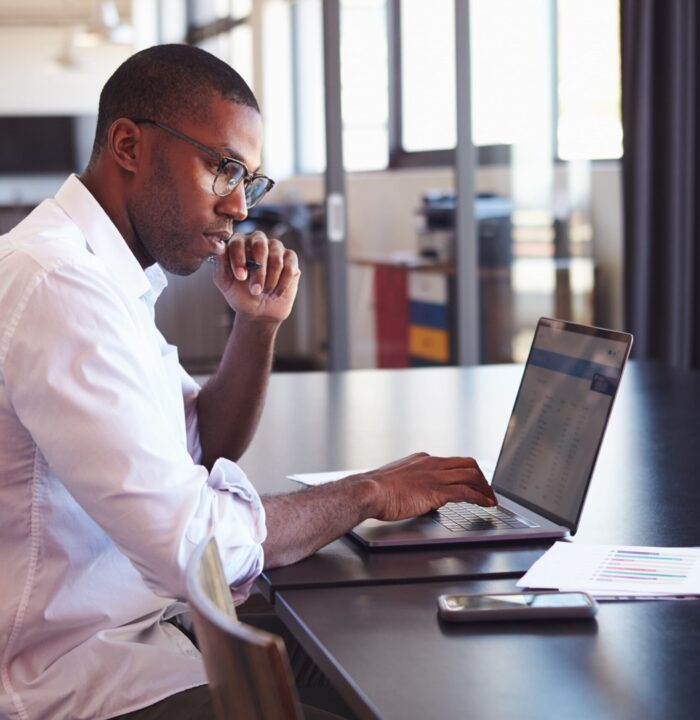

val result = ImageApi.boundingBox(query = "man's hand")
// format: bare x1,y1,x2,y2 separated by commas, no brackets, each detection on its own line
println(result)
213,230,300,324
198,230,299,466
356,452,497,521
262,452,497,568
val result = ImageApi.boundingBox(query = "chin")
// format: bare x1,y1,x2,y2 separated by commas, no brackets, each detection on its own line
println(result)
158,255,204,277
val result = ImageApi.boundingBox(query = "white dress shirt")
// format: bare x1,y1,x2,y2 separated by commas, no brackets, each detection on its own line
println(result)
0,175,267,720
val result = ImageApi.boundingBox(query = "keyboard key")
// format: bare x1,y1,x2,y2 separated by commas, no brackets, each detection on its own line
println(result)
433,500,539,532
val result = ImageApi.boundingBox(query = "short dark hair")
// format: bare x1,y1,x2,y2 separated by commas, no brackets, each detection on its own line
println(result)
90,44,259,160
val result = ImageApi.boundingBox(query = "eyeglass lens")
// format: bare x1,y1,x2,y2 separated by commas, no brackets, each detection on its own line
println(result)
213,161,271,207
244,177,272,207
213,161,246,196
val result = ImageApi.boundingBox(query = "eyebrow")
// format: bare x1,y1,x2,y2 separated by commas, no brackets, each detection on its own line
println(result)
219,146,261,174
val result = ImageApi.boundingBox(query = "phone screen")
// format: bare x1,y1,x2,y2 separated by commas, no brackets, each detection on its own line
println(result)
443,593,591,611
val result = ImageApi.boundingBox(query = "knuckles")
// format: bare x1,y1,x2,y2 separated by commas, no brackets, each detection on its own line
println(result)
266,254,284,270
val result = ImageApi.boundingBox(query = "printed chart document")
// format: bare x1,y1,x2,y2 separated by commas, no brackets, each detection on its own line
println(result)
518,542,700,599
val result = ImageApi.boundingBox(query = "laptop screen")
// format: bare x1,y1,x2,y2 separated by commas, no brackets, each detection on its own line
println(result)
492,318,632,531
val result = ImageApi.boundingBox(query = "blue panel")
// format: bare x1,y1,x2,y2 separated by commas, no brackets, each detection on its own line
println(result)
409,301,448,329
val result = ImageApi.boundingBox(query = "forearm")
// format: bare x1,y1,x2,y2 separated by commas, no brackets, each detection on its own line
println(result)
261,475,379,568
196,315,279,468
260,453,497,569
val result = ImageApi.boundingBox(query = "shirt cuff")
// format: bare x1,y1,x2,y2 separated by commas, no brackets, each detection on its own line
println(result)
183,459,267,604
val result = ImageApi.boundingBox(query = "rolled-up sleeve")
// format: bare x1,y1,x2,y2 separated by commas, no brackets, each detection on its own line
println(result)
3,261,266,602
184,458,266,603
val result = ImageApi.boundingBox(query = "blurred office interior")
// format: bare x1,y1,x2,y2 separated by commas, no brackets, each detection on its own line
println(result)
0,0,625,374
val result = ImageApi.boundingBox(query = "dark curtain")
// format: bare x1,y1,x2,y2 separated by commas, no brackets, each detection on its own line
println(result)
621,0,700,369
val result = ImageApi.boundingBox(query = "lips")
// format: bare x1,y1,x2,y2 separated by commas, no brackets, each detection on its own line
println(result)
202,231,231,255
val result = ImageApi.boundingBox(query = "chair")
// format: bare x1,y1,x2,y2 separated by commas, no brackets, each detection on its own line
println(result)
186,537,304,720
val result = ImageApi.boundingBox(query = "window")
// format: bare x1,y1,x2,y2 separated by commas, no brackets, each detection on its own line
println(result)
293,0,326,174
283,0,403,173
557,0,622,160
392,0,622,167
187,0,254,86
262,0,295,179
399,0,456,152
340,0,389,171
189,0,252,25
276,0,622,175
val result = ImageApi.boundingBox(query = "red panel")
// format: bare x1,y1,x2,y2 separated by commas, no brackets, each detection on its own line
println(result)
374,267,409,368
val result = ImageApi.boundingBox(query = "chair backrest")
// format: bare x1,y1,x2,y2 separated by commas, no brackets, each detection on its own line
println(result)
186,537,304,720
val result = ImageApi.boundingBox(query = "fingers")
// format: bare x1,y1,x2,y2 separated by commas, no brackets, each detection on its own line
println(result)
226,231,299,297
437,467,497,506
367,453,498,520
248,231,272,295
268,249,300,299
428,457,496,504
226,232,251,281
370,453,485,483
435,481,495,507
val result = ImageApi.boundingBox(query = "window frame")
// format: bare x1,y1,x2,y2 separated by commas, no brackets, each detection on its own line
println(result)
185,0,251,45
386,0,455,168
386,0,620,170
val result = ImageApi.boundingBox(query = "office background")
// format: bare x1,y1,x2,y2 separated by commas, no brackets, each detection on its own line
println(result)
0,0,696,372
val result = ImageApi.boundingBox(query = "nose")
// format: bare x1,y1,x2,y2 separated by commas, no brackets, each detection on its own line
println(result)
215,182,248,222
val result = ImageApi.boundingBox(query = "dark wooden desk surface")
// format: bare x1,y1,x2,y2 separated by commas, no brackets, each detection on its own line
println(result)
238,362,700,601
277,579,700,720
239,364,548,600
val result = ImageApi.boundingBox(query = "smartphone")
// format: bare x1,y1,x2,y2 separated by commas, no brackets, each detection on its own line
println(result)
437,591,598,622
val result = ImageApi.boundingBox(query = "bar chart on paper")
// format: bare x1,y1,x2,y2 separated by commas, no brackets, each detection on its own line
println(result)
518,543,700,598
591,548,697,590
592,548,697,587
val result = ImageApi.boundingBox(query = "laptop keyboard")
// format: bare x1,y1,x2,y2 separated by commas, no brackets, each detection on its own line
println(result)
432,502,538,532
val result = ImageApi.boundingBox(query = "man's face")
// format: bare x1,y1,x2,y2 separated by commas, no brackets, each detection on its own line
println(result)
130,96,264,275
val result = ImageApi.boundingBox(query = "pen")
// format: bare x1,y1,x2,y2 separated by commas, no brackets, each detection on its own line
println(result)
206,257,263,270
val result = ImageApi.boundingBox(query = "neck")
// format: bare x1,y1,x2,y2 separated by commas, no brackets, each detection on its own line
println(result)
80,164,154,269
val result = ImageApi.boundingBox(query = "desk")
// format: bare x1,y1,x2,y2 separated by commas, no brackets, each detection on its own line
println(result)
277,579,700,720
239,364,524,495
239,362,700,719
239,364,548,602
239,362,700,602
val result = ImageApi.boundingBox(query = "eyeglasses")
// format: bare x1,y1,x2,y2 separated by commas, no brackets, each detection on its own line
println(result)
132,118,275,208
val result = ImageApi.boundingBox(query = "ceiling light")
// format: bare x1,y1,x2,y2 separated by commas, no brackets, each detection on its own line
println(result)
52,28,84,71
77,0,134,46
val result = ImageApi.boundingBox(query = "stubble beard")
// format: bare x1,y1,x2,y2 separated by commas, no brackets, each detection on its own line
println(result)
130,155,203,276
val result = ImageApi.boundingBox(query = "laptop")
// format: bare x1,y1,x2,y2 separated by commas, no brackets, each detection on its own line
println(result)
350,317,633,547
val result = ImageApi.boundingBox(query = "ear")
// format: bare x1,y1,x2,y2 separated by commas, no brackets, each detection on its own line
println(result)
106,118,144,175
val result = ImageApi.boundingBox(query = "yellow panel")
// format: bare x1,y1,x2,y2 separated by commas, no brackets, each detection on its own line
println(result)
409,325,450,362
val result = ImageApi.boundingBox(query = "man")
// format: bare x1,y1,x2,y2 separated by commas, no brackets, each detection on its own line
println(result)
0,44,495,719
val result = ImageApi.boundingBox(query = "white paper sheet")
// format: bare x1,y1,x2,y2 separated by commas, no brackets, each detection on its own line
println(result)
287,469,369,486
518,542,700,598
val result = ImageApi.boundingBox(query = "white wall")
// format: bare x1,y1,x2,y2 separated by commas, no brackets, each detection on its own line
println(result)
0,28,133,116
0,26,127,204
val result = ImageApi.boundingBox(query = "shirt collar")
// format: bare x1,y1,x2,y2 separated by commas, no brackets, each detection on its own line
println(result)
55,174,168,302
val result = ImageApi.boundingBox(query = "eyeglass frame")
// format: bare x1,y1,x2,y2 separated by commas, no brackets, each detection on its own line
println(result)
131,118,275,206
